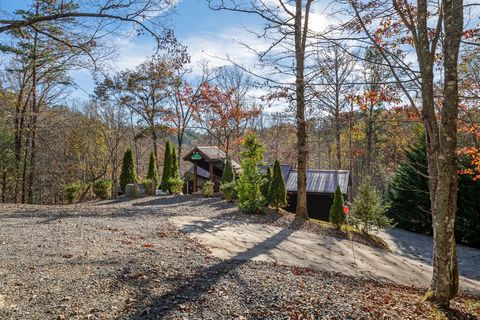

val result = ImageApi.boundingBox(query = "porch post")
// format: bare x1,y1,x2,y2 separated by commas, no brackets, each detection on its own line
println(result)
193,163,198,192
209,162,214,184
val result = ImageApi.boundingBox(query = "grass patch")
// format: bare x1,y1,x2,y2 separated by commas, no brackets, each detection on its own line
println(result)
309,219,390,251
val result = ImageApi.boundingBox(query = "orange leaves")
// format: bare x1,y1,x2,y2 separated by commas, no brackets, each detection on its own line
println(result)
458,147,480,180
458,145,480,181
349,88,401,111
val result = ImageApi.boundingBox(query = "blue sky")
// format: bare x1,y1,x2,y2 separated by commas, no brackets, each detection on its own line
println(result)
1,0,267,101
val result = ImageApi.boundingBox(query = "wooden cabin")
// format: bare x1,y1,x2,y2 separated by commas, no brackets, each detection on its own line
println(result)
183,146,240,193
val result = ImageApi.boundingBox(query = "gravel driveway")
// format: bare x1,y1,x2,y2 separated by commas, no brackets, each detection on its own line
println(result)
0,195,478,319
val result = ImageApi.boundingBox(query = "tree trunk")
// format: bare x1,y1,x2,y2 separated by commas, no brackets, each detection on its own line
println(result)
111,153,117,198
365,106,373,173
294,0,310,218
177,131,183,172
21,130,29,204
428,0,462,308
151,121,158,165
335,115,341,170
27,28,39,204
13,88,27,203
1,165,6,203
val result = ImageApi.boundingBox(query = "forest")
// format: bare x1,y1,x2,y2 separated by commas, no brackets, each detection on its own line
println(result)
0,0,479,311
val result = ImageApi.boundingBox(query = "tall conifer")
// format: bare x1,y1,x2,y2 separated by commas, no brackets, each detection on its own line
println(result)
160,140,171,191
268,160,287,211
120,148,136,193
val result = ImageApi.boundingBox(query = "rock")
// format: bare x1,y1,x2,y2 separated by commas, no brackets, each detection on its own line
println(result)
125,184,139,198
155,190,168,196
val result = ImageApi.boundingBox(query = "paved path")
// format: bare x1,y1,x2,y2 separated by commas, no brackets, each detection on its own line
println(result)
170,216,480,295
380,228,480,282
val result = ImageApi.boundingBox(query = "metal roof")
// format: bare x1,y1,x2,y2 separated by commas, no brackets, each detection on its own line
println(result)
285,169,350,194
260,164,293,180
183,146,240,170
196,146,227,160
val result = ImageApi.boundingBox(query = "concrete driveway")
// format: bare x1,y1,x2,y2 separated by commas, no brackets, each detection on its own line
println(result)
170,216,480,295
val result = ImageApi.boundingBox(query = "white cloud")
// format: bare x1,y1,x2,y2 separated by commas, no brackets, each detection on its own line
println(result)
182,27,268,72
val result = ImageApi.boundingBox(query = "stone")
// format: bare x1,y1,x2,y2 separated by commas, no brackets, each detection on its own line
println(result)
155,190,168,196
125,184,139,198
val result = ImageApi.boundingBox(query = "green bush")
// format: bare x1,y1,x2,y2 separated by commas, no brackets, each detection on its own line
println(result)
202,180,214,198
120,148,136,193
64,181,86,204
142,178,156,195
329,185,345,228
168,177,184,194
93,179,112,199
220,181,237,201
237,133,266,214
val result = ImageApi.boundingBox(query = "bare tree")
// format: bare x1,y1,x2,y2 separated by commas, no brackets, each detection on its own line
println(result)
0,0,185,60
207,0,315,218
312,42,356,169
164,62,215,168
103,56,180,162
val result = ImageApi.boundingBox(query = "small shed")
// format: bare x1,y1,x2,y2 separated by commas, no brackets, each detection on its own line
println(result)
260,165,351,220
183,146,240,193
284,169,351,220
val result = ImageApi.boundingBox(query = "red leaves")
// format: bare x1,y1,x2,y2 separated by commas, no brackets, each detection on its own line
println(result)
463,28,480,40
192,81,261,150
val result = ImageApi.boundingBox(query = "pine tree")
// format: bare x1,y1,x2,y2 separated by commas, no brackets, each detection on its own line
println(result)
351,176,391,233
119,148,136,193
237,133,266,214
146,151,158,182
170,144,179,179
160,140,171,191
387,131,431,233
388,131,480,247
221,158,235,184
329,185,345,228
268,161,287,211
261,166,272,201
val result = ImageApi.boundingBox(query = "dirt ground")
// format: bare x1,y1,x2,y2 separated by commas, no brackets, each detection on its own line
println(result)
0,195,479,319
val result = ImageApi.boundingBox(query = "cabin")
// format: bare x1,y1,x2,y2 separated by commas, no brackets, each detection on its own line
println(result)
183,146,351,221
182,146,240,193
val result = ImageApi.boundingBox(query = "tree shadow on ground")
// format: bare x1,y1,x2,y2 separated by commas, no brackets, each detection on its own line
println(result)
123,217,306,319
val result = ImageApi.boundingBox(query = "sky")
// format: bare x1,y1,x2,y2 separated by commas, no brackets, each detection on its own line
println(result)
0,0,337,105
1,0,272,102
